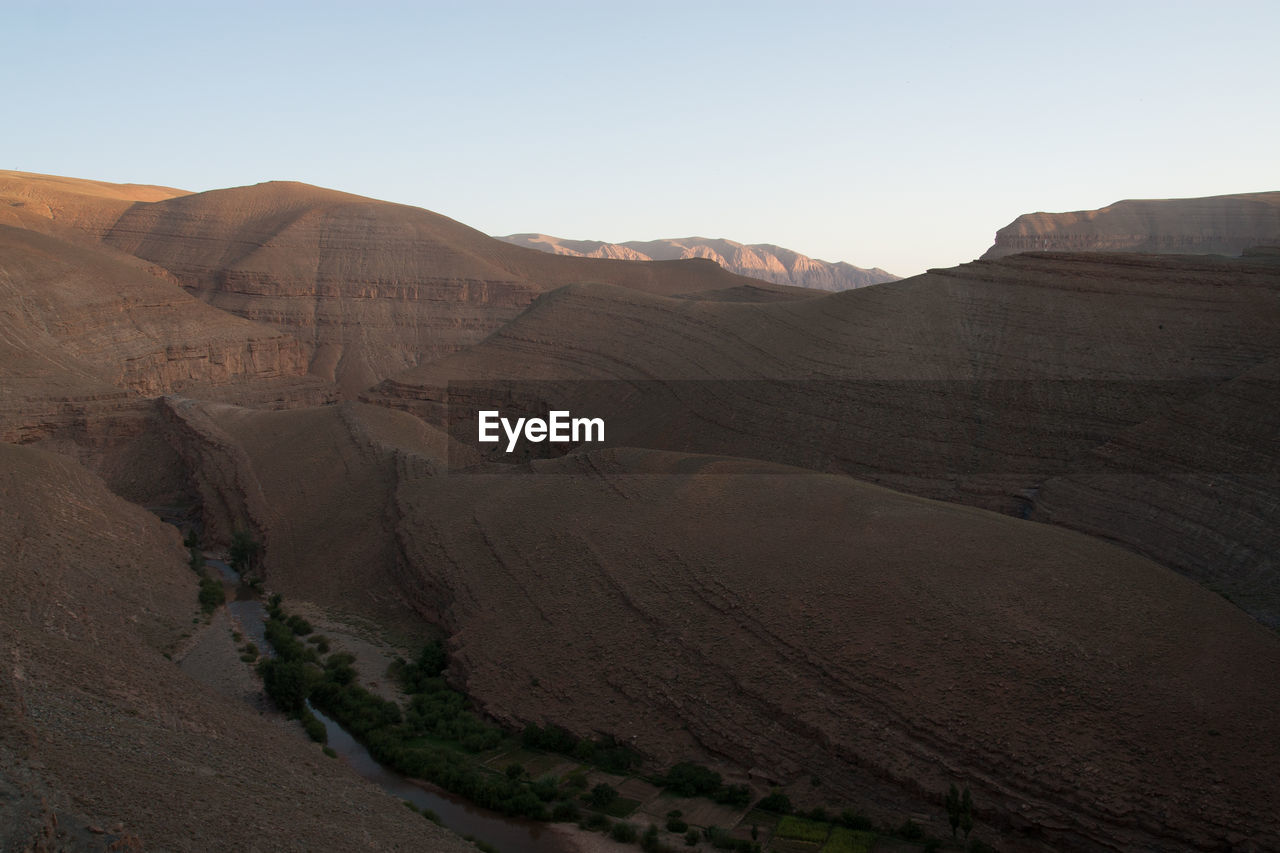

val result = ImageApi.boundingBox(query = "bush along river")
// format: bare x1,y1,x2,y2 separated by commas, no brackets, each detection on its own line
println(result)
204,555,569,853
197,544,960,853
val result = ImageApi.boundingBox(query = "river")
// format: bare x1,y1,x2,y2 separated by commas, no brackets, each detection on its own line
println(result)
207,556,573,853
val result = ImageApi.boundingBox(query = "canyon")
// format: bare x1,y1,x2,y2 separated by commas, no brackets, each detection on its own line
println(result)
2,171,1278,852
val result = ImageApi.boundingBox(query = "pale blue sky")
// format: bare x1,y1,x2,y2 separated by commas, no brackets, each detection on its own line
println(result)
7,0,1278,275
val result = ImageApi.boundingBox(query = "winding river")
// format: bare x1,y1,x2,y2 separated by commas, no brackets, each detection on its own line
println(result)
208,558,569,853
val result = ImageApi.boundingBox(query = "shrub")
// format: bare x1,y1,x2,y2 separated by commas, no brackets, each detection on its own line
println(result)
506,763,525,780
663,762,722,797
839,809,873,831
229,529,260,574
322,746,337,758
552,801,581,822
713,783,751,807
198,575,225,613
522,722,581,754
685,829,700,847
587,783,618,809
756,790,792,814
301,710,327,744
257,658,313,716
897,819,924,841
532,775,559,802
667,816,689,833
641,823,662,852
610,822,638,843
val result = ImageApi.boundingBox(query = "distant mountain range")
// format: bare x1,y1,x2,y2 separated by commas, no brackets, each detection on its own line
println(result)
982,191,1280,259
497,233,899,291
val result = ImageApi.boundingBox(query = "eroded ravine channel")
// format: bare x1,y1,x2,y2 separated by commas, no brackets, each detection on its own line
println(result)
206,557,569,853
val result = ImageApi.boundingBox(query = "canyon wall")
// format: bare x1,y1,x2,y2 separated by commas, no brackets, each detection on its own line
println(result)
982,192,1280,259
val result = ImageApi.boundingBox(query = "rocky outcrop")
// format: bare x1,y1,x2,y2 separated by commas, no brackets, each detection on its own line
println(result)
0,225,321,406
982,192,1280,259
499,233,899,290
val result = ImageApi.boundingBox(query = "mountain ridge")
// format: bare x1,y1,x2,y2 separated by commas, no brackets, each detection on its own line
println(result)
982,191,1280,259
498,232,898,291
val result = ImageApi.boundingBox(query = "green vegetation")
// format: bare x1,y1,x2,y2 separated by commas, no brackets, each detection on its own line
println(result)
776,815,830,843
702,825,760,852
896,818,925,841
610,821,638,843
588,783,618,809
602,796,640,818
255,592,935,853
945,783,975,841
183,530,224,614
755,789,793,814
520,721,641,774
656,761,754,808
822,827,874,853
229,528,261,574
198,574,225,613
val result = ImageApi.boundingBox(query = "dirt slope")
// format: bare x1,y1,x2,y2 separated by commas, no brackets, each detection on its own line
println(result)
366,252,1280,624
91,180,800,394
981,192,1280,259
148,400,1280,851
386,448,1280,852
0,168,188,241
0,442,474,851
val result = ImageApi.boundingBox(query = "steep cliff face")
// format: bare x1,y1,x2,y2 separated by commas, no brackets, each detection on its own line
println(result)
0,225,324,436
982,192,1280,259
499,233,899,290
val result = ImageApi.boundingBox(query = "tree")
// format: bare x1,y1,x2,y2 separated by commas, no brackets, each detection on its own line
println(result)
588,783,618,809
960,787,974,840
229,528,261,574
946,783,961,838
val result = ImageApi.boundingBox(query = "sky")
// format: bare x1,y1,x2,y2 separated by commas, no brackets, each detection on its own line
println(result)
7,0,1279,276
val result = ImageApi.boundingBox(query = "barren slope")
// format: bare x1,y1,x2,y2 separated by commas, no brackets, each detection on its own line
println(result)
499,233,899,290
0,169,188,241
388,449,1280,852
366,252,1280,625
0,224,334,504
982,192,1280,259
0,442,473,852
149,402,1280,852
94,181,797,393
